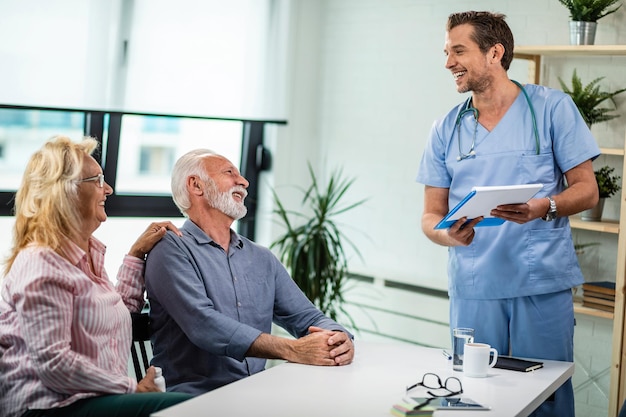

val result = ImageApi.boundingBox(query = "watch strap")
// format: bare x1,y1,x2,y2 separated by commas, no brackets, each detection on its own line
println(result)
542,196,557,221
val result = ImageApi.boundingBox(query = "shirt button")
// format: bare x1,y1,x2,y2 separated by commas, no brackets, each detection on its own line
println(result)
237,302,242,307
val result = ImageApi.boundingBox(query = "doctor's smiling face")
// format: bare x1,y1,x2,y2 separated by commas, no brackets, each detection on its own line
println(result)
444,23,495,95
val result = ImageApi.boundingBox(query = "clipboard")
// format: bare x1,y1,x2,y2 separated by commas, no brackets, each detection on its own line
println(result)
434,184,543,230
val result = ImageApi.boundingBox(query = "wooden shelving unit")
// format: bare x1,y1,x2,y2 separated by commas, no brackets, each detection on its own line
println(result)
514,45,626,417
515,45,626,56
574,300,615,319
601,147,626,157
569,216,619,234
514,45,626,84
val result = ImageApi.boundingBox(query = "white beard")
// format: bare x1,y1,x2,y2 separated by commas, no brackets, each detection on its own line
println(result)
207,184,248,220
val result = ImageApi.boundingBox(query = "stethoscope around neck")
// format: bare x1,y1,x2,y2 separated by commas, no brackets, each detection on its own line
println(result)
454,80,541,161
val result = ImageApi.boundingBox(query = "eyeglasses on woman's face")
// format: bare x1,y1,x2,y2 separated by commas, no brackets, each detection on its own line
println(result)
79,174,105,188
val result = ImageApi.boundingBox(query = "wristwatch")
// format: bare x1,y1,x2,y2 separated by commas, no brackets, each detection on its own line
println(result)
542,197,557,221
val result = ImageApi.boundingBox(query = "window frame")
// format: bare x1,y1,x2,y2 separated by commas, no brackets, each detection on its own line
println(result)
0,104,285,240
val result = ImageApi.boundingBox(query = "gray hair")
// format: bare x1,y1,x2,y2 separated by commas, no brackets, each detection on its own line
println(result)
171,149,217,217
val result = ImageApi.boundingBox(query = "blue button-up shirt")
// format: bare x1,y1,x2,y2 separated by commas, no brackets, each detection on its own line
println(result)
145,219,349,394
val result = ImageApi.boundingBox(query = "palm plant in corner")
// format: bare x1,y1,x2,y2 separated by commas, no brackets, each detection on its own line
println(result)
271,163,367,325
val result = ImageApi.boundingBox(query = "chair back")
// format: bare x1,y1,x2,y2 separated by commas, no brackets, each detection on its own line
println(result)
130,312,152,380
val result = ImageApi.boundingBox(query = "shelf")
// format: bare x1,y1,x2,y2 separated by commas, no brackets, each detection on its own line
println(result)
513,45,626,84
570,216,619,234
574,300,614,319
514,45,626,415
514,45,626,57
601,147,625,156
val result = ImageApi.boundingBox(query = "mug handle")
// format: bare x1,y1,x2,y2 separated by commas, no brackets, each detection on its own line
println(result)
488,348,498,368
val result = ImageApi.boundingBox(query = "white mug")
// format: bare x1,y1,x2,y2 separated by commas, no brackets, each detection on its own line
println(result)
463,343,498,378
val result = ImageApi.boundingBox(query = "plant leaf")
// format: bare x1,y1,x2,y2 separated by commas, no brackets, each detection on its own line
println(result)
558,69,626,126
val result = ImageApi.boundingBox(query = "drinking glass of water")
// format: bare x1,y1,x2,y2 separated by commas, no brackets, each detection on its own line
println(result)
452,327,474,371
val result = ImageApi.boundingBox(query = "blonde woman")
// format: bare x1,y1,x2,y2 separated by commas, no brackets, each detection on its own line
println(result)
0,136,192,417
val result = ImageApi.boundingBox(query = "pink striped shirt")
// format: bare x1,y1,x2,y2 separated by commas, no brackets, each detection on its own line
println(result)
0,237,146,417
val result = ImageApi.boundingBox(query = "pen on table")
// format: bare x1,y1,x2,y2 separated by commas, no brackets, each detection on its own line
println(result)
442,350,452,360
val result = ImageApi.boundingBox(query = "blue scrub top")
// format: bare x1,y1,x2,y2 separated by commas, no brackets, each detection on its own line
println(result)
416,83,600,299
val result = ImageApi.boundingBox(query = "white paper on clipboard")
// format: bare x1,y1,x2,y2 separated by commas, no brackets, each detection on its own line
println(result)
434,183,543,229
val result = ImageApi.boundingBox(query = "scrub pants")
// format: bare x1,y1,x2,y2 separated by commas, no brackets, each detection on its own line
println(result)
450,289,575,417
21,392,193,417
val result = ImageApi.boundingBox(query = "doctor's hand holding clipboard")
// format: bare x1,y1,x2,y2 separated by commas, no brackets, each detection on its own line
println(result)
434,184,543,245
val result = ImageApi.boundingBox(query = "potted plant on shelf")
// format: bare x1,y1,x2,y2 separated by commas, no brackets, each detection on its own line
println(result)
270,163,367,325
557,0,622,44
574,241,600,255
581,165,621,221
558,69,626,128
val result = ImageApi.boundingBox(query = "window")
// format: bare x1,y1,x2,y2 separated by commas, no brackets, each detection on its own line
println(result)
0,0,287,240
139,146,175,175
0,105,284,241
0,108,85,191
114,115,243,195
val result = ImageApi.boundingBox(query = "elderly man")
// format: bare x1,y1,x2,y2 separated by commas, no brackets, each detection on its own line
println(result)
145,149,354,395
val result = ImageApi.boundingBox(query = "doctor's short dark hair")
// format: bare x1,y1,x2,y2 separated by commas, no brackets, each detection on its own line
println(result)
447,11,514,71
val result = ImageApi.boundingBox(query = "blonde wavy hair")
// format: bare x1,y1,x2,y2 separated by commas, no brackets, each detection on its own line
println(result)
4,135,99,275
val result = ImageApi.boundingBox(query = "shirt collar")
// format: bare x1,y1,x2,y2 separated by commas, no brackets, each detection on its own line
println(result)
58,235,106,266
184,219,244,250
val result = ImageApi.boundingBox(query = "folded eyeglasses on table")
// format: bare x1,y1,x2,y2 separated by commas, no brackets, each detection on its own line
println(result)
405,372,463,411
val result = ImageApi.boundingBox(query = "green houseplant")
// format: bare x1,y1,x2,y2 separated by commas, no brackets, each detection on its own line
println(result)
595,165,621,198
581,165,622,220
557,0,622,21
558,69,626,127
574,241,600,255
557,0,622,44
270,164,367,323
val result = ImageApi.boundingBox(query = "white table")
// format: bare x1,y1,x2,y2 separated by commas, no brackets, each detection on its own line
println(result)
152,341,574,417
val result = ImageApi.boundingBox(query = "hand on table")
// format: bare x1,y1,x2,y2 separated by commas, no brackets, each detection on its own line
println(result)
291,326,354,366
